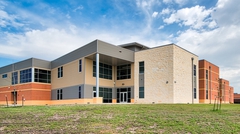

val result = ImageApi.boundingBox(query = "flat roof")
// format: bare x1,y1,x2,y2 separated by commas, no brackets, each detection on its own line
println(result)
119,42,150,49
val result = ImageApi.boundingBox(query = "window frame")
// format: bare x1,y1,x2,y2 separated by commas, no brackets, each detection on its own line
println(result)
79,86,82,98
139,61,144,74
58,66,63,78
34,68,51,83
57,89,63,100
139,87,144,99
79,59,82,72
93,61,112,80
20,68,32,84
12,71,18,85
117,64,131,80
2,74,7,79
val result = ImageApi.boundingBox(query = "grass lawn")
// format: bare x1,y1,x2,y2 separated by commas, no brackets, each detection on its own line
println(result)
0,104,239,133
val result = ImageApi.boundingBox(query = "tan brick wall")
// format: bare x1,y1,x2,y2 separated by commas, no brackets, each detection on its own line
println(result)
134,45,174,103
134,44,199,104
173,45,199,103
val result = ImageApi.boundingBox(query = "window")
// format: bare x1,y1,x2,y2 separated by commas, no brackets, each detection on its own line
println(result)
35,69,51,83
79,59,82,72
193,65,196,76
79,86,82,98
12,72,18,85
194,88,197,99
20,68,32,83
193,64,197,99
93,87,96,97
93,61,112,80
206,70,208,99
57,89,63,100
139,61,144,73
117,64,131,80
2,74,7,78
139,87,144,98
58,66,63,78
93,87,112,103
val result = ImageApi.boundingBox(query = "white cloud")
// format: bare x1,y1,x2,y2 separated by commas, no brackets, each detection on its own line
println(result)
163,0,188,6
216,0,229,8
174,0,188,6
208,20,217,29
160,8,172,15
163,0,172,4
163,5,213,29
135,0,161,34
73,5,83,12
212,0,240,27
158,25,164,29
66,14,71,19
0,9,23,28
152,12,158,18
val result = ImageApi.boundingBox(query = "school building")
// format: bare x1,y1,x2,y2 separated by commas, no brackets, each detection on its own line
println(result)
198,60,234,104
0,39,234,105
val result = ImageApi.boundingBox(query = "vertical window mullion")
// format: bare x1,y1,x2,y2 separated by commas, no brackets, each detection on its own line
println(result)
79,59,82,72
79,86,81,98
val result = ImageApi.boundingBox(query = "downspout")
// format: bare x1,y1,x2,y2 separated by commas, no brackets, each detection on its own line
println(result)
209,66,212,104
191,57,194,104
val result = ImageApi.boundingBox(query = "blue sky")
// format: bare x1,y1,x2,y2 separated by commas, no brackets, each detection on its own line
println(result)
1,0,240,93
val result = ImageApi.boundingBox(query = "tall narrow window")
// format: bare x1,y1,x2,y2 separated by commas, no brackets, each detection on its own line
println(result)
93,87,96,97
58,66,63,78
139,61,144,73
57,89,63,100
79,86,82,98
193,65,197,99
12,72,18,85
206,70,208,99
194,88,197,99
139,87,144,98
79,59,82,72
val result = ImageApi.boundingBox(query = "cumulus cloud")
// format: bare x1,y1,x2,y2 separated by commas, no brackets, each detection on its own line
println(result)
212,0,240,27
0,9,24,28
163,0,188,6
160,8,172,15
163,5,214,29
73,5,83,12
135,0,161,33
173,0,240,92
158,25,164,29
152,12,158,18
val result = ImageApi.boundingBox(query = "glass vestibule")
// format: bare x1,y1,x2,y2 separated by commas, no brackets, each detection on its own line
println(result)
117,88,131,103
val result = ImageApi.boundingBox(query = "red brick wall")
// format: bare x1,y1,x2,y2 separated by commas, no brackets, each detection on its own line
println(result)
199,60,220,103
0,83,51,102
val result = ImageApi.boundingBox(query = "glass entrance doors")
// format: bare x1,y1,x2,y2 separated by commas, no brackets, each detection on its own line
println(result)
120,92,127,103
117,88,131,103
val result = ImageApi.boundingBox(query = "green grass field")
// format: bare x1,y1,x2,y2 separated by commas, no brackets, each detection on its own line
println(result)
0,104,239,133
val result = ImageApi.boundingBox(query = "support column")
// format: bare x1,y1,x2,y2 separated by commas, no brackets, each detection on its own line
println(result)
31,68,34,82
96,53,99,97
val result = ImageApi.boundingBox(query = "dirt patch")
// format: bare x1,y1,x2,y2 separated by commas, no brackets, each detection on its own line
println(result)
0,126,6,131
